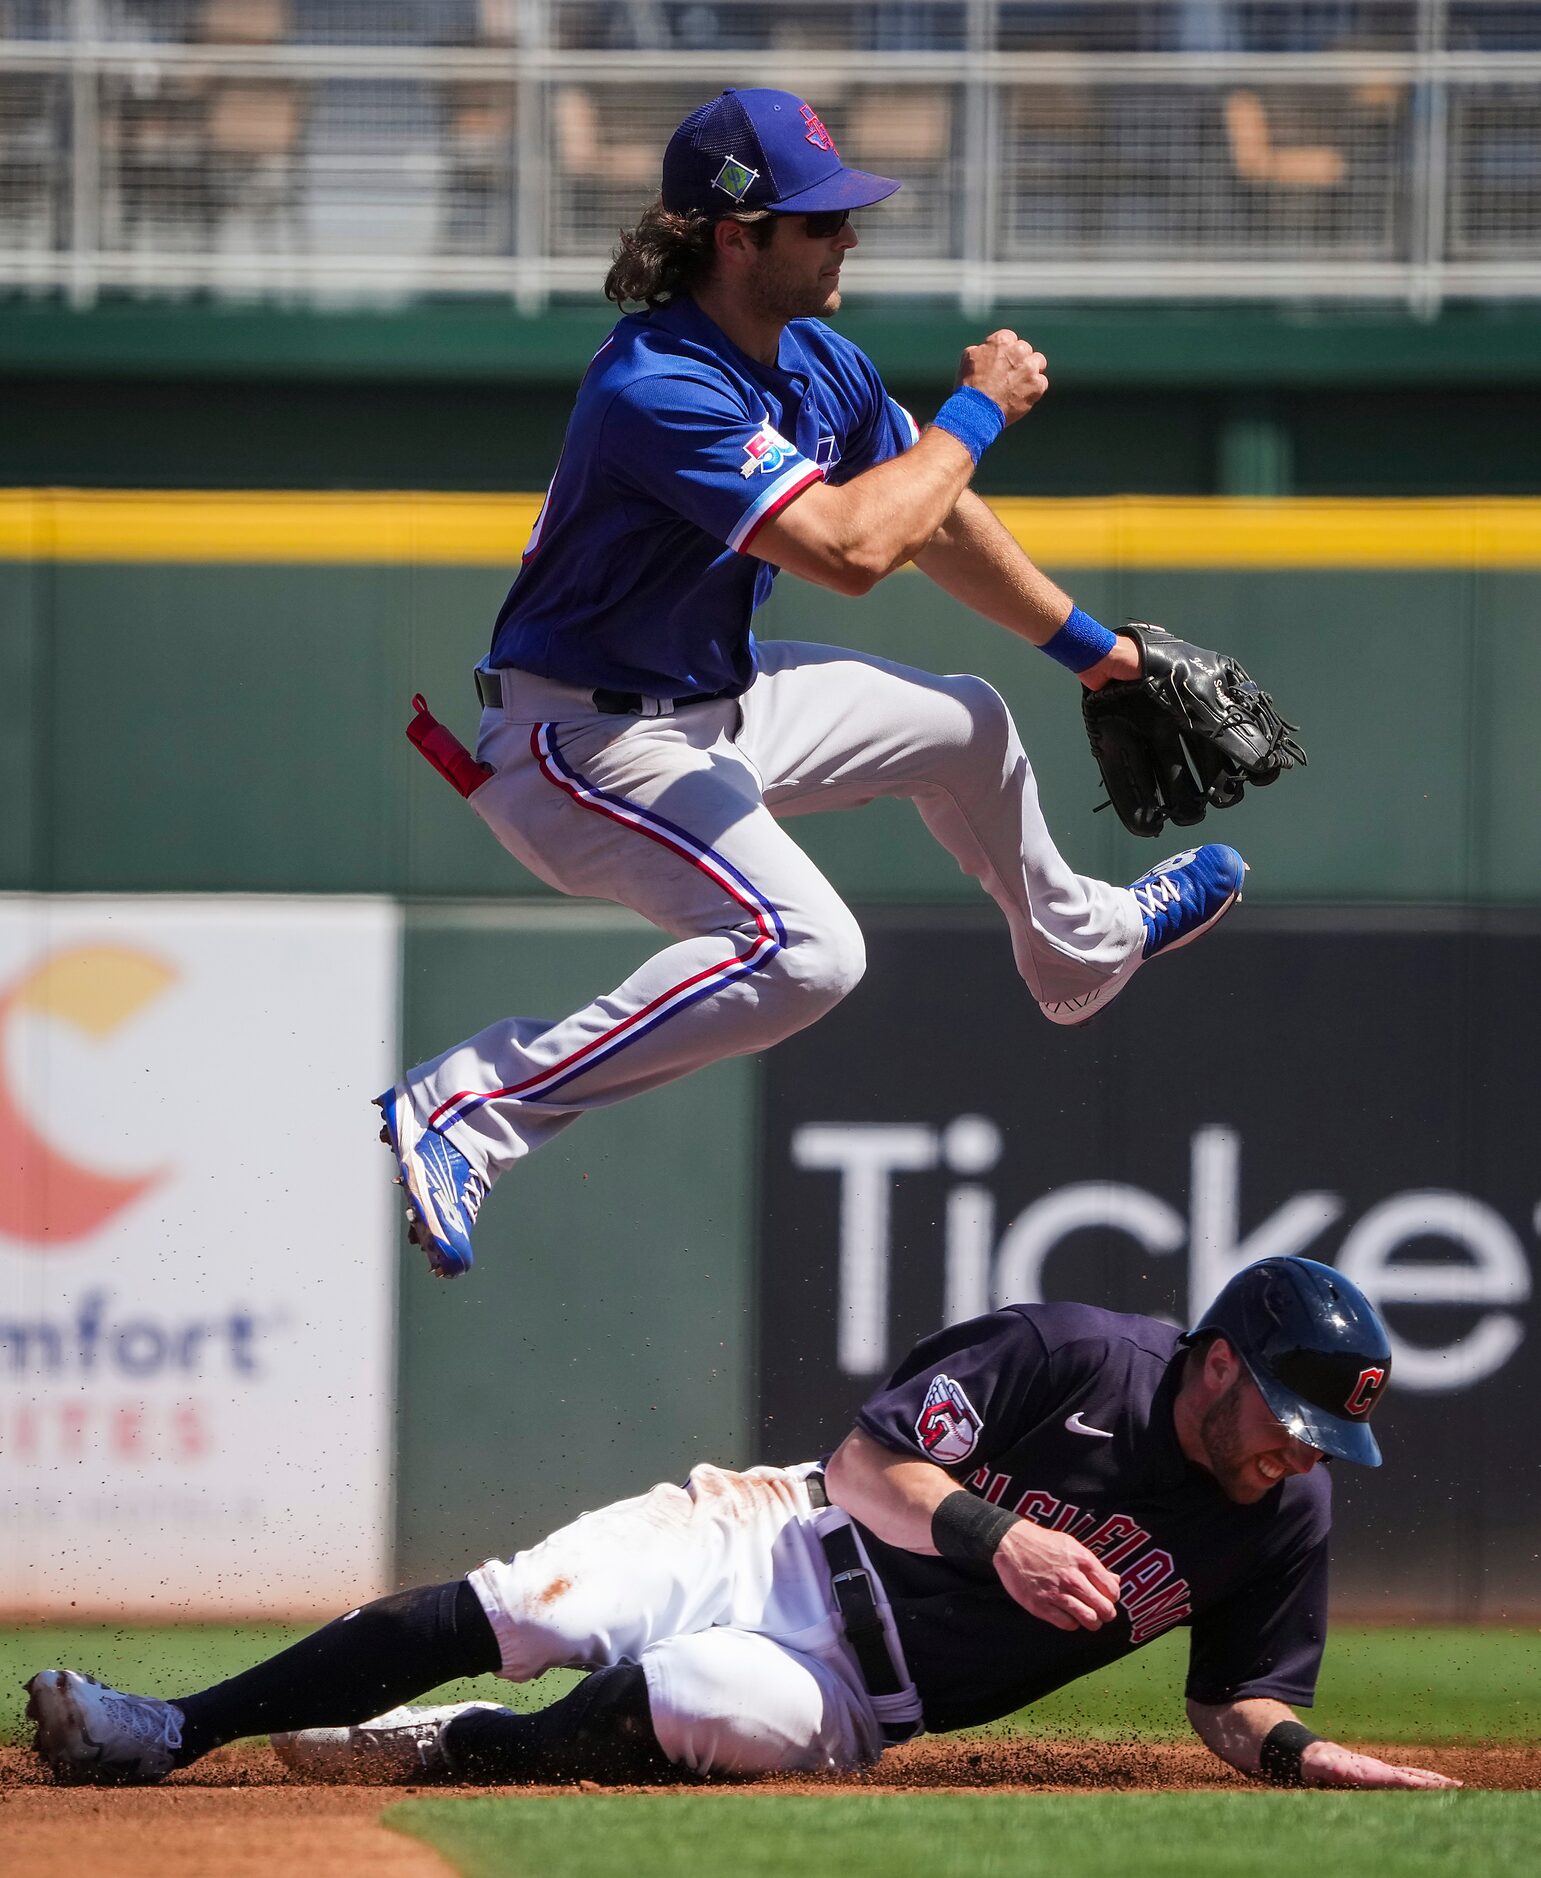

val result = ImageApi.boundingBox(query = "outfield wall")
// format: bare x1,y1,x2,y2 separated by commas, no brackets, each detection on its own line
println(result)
1,491,1536,1618
5,491,1541,904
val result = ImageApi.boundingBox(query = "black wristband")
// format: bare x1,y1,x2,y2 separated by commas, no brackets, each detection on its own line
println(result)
931,1489,1020,1566
1258,1718,1322,1787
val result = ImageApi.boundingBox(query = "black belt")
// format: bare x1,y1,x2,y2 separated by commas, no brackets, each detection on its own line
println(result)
474,668,725,716
805,1472,904,1702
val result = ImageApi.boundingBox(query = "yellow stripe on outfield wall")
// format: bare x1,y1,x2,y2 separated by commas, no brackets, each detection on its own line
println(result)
2,489,1540,567
0,489,547,565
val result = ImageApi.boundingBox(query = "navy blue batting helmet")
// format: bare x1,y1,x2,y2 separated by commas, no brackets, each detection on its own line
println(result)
1185,1257,1392,1467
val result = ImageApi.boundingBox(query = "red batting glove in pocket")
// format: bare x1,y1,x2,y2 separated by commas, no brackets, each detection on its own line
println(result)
406,694,495,799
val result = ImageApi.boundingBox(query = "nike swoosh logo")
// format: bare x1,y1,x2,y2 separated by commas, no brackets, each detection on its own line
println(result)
1065,1411,1114,1439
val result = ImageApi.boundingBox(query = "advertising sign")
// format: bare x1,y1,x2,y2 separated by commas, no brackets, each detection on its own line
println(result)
758,912,1540,1619
0,897,400,1615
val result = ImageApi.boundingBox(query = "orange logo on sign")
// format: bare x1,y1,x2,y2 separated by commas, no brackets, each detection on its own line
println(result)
0,946,174,1245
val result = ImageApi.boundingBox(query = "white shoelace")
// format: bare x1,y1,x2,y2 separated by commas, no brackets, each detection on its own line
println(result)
100,1688,183,1755
1133,872,1183,920
459,1164,484,1224
463,1171,487,1222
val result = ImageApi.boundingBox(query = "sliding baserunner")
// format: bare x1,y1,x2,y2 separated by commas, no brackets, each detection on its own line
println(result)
28,1260,1446,1792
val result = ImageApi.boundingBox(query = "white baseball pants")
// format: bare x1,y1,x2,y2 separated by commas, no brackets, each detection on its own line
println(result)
467,1462,921,1774
410,640,1143,1179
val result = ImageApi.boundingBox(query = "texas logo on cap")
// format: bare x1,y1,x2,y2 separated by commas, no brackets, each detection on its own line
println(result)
664,88,901,218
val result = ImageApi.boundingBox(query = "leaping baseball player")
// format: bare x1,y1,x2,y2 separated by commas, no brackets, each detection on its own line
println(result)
379,87,1304,1277
27,1259,1449,1792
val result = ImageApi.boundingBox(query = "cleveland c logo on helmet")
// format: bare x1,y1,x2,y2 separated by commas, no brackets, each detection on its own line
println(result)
1344,1365,1387,1417
1184,1255,1394,1468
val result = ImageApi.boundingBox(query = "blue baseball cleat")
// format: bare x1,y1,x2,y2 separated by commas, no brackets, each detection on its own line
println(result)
375,1086,485,1278
1132,842,1248,959
1040,843,1246,1027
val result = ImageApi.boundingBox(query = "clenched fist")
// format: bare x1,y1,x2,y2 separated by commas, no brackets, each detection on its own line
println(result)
956,329,1049,426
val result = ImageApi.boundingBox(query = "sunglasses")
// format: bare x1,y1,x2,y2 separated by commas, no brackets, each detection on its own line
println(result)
798,209,852,238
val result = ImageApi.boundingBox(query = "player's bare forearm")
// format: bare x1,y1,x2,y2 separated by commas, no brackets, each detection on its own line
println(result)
753,429,978,597
1185,1697,1461,1790
823,1428,957,1552
914,492,1139,687
754,329,1052,597
825,1429,1123,1631
914,489,1073,638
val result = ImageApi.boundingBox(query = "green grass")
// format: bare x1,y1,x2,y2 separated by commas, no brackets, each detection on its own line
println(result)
386,1792,1541,1878
983,1624,1541,1745
2,1623,1536,1750
5,1624,1533,1878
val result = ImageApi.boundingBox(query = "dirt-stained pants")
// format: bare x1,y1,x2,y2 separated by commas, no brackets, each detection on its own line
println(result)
468,1462,920,1775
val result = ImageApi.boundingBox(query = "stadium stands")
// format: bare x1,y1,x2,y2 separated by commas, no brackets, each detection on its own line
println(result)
0,0,1536,304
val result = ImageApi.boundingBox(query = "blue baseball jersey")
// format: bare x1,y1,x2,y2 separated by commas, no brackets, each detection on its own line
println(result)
488,296,918,697
850,1304,1332,1735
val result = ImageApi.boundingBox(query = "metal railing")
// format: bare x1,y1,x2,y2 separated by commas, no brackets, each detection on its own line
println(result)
2,1,1539,309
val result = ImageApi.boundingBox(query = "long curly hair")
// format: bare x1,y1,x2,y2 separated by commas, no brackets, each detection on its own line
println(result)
604,199,774,308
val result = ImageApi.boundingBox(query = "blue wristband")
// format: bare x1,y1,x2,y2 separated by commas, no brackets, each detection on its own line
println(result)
1041,606,1118,674
931,386,1005,465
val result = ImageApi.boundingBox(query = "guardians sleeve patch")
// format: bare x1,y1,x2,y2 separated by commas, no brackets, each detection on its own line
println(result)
915,1373,983,1464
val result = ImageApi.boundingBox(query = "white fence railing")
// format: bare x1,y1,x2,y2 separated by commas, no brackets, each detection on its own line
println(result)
2,1,1538,309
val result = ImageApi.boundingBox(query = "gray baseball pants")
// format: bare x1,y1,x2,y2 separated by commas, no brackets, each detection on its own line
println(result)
408,639,1142,1178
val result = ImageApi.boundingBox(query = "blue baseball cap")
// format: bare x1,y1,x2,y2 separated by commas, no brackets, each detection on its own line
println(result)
662,88,901,218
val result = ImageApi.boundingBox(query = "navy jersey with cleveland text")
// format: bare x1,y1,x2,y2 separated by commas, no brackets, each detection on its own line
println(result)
850,1304,1332,1735
488,295,917,699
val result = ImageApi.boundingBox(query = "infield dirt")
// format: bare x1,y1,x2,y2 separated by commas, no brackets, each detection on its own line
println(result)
1,1740,1535,1878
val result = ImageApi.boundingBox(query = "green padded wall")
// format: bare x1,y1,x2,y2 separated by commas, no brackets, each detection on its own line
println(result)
391,905,756,1583
7,302,1541,496
6,555,1539,904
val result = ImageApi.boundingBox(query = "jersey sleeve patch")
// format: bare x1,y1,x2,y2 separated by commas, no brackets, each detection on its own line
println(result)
739,422,799,478
602,376,823,555
915,1373,983,1464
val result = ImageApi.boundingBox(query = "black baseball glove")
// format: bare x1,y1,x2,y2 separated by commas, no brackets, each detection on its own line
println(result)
1081,622,1306,839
